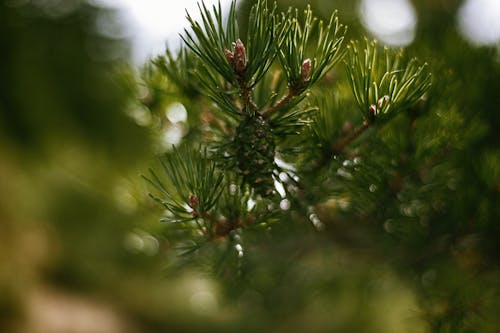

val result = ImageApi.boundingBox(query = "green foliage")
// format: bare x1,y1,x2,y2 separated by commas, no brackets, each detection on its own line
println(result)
141,2,499,331
154,46,201,98
151,0,349,198
144,147,224,224
2,0,499,332
233,115,276,196
345,39,432,121
182,1,239,83
244,0,279,87
277,6,346,90
148,0,435,257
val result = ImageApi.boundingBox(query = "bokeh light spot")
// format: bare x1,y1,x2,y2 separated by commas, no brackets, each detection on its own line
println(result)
359,0,417,46
166,102,188,124
458,0,500,46
91,0,233,62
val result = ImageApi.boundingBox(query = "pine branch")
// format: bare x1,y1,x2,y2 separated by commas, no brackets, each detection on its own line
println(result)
262,85,300,118
145,0,438,280
331,119,372,154
153,46,200,97
263,7,346,120
344,39,432,122
181,1,238,84
277,7,346,89
142,147,224,228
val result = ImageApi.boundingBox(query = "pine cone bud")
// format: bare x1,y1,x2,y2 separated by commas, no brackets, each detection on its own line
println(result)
301,58,312,84
369,104,377,118
188,195,199,208
225,49,234,66
233,39,246,74
377,95,390,109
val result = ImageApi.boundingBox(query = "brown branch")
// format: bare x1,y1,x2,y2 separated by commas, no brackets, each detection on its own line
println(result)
262,86,300,119
331,120,372,154
240,82,251,107
238,80,260,115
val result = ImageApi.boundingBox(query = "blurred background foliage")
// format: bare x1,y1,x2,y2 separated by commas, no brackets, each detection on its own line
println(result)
0,0,499,332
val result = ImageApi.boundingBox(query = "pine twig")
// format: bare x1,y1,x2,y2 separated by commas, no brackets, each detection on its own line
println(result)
331,120,372,154
262,86,300,119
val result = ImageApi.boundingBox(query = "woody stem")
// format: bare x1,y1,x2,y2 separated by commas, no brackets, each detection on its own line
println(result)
331,120,372,154
263,86,300,119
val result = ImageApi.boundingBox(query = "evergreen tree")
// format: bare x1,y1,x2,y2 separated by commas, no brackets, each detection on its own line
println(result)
1,0,498,332
141,0,499,331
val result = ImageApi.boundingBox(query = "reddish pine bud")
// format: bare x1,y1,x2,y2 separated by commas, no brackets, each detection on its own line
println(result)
224,49,234,66
233,39,246,74
369,104,377,118
189,194,199,208
301,58,312,84
377,95,390,109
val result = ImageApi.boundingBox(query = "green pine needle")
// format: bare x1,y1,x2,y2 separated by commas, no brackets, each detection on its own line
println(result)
153,47,201,98
277,6,346,90
143,146,224,226
344,39,432,121
181,1,238,84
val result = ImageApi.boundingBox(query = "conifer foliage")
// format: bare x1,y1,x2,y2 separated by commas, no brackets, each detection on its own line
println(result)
142,1,500,331
2,0,499,331
147,0,430,261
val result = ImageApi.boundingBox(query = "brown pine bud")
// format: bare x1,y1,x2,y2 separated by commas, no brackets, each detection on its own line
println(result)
369,104,377,116
233,39,246,74
189,194,199,208
224,49,234,66
301,58,312,84
377,95,390,109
